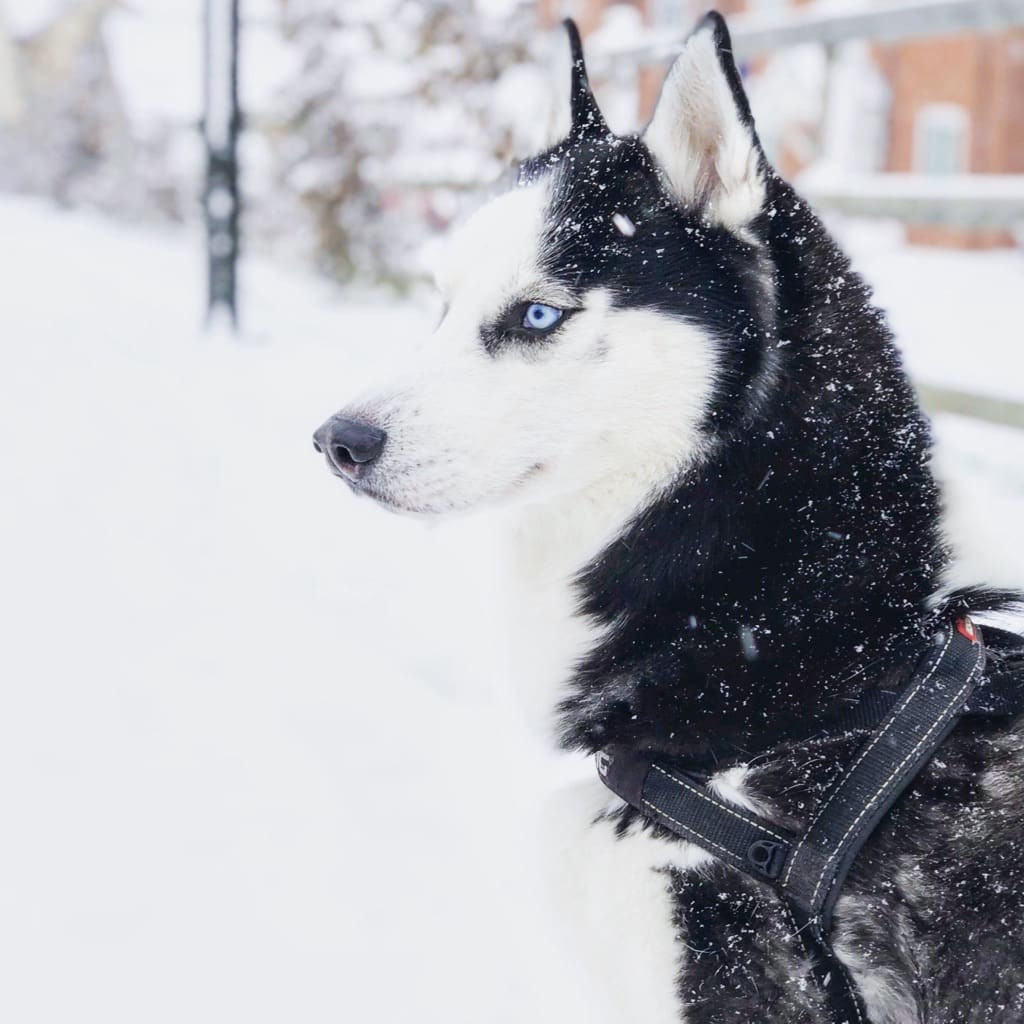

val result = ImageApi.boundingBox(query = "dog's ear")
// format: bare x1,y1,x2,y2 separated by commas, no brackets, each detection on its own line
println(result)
563,18,609,138
643,12,766,228
526,20,609,157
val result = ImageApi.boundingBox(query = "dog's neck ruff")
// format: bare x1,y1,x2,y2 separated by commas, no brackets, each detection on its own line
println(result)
597,618,1024,1024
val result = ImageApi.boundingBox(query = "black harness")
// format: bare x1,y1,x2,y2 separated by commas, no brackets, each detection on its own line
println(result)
597,617,1024,1024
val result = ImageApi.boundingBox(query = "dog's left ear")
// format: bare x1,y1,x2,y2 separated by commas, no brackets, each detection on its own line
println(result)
643,12,766,229
564,18,609,138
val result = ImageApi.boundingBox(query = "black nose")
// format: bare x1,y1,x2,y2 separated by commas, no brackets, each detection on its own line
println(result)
313,416,387,481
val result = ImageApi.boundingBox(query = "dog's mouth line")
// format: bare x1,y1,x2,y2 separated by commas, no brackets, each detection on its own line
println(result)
347,460,547,516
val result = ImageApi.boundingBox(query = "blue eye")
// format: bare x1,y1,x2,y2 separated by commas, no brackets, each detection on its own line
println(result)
522,303,563,330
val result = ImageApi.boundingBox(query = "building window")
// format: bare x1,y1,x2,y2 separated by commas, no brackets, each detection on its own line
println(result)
913,103,969,175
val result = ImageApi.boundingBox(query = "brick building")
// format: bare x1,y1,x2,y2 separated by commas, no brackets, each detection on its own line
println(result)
538,0,1024,248
877,30,1024,245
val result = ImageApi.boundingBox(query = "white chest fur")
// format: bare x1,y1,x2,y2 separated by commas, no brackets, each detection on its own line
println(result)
479,486,706,1022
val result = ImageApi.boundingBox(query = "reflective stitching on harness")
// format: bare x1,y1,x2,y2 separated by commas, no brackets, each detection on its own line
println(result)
783,902,867,1024
782,900,814,963
782,899,813,962
641,798,740,864
782,900,867,1024
649,764,790,843
807,641,984,910
780,629,956,890
818,921,867,1024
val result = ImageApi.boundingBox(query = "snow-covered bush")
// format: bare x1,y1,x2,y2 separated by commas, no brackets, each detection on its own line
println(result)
268,0,546,287
0,1,192,221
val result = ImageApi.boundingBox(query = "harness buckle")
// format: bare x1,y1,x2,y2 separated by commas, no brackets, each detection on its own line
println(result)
746,839,787,879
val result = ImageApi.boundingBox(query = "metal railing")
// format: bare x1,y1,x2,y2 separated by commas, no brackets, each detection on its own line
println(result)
799,173,1024,230
919,386,1024,431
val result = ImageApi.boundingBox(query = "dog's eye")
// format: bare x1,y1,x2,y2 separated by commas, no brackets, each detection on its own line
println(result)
522,303,563,331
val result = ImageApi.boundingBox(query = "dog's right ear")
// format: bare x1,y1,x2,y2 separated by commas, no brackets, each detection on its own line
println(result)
643,12,766,229
564,18,609,138
530,19,609,155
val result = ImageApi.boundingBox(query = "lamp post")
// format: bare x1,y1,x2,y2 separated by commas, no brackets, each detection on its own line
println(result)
202,0,241,329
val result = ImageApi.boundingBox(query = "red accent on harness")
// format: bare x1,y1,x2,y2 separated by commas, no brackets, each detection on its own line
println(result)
957,616,978,644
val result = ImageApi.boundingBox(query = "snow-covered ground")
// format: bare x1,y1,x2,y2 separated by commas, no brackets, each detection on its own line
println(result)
1,197,1022,1023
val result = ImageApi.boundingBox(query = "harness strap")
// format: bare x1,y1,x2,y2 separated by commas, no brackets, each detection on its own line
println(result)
781,624,985,926
805,624,1022,739
597,747,797,881
597,619,999,1023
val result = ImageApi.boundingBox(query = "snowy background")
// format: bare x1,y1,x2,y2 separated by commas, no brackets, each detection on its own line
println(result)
2,2,1023,1023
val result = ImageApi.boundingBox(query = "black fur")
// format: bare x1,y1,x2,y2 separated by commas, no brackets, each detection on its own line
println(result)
526,13,1024,1022
521,133,772,428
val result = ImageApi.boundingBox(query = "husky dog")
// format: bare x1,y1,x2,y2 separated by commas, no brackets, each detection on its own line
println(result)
313,13,1024,1023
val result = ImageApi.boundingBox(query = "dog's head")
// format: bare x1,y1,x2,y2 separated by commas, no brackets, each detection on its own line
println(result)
314,14,776,515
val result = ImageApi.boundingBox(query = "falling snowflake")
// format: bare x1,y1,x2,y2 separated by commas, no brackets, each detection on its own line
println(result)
612,212,636,237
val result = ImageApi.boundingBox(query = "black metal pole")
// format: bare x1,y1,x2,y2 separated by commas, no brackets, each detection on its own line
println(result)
202,0,241,329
